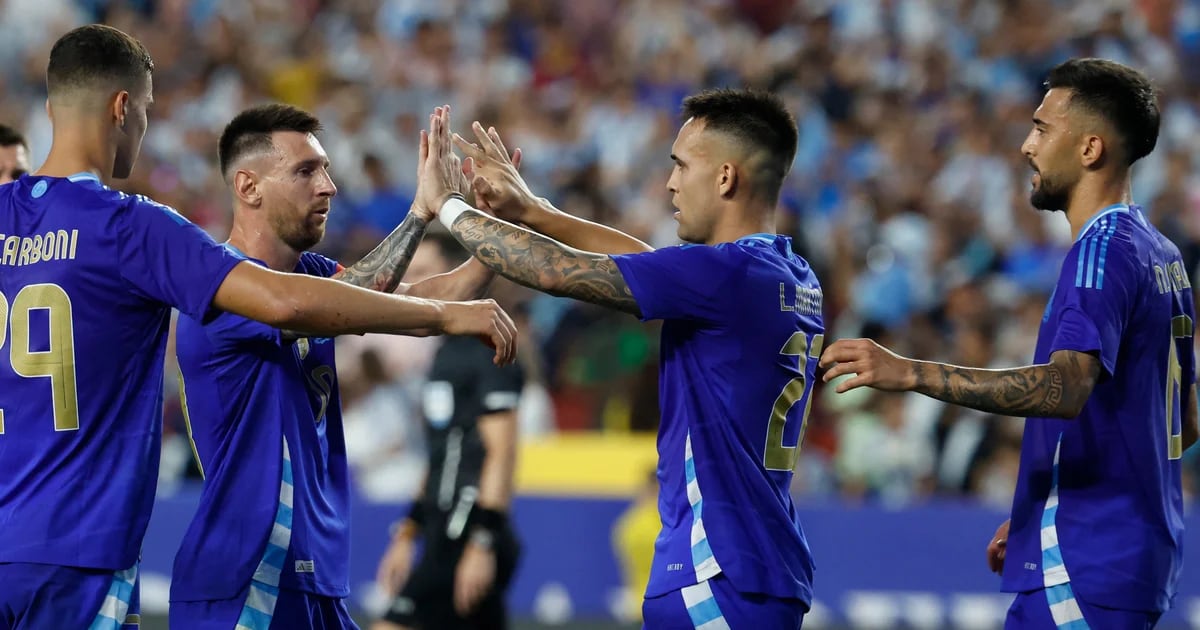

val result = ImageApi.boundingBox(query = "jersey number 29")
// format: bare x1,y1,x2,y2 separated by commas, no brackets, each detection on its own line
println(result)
0,284,79,434
764,332,823,471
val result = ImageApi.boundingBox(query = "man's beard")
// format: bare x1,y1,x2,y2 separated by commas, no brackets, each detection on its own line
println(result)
1030,174,1070,212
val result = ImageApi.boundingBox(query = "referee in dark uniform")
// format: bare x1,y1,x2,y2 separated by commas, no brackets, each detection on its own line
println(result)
374,232,524,630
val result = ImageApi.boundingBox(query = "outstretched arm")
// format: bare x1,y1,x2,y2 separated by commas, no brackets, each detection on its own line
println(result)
444,206,641,317
820,339,1101,419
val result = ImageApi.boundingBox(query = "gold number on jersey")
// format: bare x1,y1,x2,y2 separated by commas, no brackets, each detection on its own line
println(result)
1166,315,1193,460
764,332,823,471
0,284,80,434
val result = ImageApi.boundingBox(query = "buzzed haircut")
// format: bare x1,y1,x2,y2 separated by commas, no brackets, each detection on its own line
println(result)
0,124,26,150
47,24,153,98
681,88,799,203
1045,58,1160,166
218,104,322,179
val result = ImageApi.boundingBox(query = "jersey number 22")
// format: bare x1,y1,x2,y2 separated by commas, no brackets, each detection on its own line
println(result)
764,331,823,471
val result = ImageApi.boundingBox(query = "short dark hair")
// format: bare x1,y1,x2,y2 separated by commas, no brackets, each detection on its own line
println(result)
680,88,798,203
218,104,322,178
0,124,26,150
47,25,153,97
1045,58,1159,166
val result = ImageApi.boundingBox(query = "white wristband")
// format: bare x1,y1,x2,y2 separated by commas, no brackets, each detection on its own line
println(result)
438,197,472,228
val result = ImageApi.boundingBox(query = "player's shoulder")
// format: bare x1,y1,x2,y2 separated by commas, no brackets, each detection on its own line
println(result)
124,193,193,227
298,251,339,276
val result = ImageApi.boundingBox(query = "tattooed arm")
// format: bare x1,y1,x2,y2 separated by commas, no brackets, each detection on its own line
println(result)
444,208,641,317
908,350,1100,419
333,211,429,293
820,339,1100,419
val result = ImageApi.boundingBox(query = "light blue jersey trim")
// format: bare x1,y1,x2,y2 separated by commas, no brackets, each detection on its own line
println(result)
681,580,730,630
67,172,103,184
684,432,721,581
236,438,294,630
88,564,138,630
1074,204,1128,242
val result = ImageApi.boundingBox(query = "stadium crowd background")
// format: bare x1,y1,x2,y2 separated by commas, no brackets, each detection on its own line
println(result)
3,0,1199,526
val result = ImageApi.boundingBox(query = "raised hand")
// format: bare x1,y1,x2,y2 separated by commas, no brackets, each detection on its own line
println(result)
416,106,467,218
454,121,536,224
438,299,518,365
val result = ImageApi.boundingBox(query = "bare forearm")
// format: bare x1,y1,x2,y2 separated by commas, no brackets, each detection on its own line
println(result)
476,414,517,510
335,211,428,292
402,259,495,301
524,198,652,254
910,360,1087,419
447,209,640,315
214,263,446,337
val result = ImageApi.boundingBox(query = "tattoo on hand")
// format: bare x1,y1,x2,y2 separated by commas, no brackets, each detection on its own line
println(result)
451,212,641,316
337,212,428,293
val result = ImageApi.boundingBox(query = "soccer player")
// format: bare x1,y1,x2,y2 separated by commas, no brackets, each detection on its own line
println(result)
420,92,821,628
0,25,515,629
0,124,30,184
820,58,1196,628
375,232,524,630
169,104,509,629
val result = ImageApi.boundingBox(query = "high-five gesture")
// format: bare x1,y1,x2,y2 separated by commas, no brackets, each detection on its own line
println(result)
454,122,535,224
415,106,468,216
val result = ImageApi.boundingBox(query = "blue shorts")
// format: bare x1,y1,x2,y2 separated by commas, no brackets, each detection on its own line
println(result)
0,562,140,630
642,574,806,630
1005,584,1162,629
170,581,358,630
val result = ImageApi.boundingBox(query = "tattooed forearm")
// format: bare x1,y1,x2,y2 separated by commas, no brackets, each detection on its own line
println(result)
911,351,1099,418
449,211,641,316
336,211,428,293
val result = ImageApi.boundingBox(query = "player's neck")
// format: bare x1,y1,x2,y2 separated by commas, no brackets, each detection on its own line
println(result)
1065,173,1132,240
35,122,114,180
707,212,776,245
226,221,303,272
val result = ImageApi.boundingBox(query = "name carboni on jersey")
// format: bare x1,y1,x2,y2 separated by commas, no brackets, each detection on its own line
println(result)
0,230,80,267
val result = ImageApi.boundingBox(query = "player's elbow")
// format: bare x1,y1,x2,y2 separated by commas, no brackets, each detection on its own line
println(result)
254,276,315,329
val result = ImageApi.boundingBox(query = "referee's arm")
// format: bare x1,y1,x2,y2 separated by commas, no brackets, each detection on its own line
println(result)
476,409,518,514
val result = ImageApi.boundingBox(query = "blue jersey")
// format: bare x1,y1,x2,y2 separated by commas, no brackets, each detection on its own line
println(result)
611,234,824,604
172,251,350,602
0,173,242,570
1002,205,1194,612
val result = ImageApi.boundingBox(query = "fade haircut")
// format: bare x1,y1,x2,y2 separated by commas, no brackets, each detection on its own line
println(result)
47,25,153,99
680,88,799,203
218,104,322,179
0,124,26,150
1045,58,1159,166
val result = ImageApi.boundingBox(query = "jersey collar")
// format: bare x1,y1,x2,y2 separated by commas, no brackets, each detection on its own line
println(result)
66,172,102,184
1075,204,1129,242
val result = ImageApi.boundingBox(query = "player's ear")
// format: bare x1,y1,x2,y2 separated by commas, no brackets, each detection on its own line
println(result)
1080,134,1105,169
110,90,129,129
718,162,736,198
233,169,262,207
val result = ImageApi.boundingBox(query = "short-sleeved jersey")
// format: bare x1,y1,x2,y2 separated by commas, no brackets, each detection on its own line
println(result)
171,250,351,601
418,335,524,533
611,234,824,604
0,173,242,570
1002,205,1194,612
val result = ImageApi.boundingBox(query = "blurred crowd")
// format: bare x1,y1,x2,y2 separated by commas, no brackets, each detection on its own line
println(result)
5,0,1200,505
